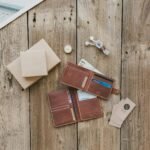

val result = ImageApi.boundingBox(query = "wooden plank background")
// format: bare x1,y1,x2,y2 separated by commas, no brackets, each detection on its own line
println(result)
121,0,150,150
0,0,149,150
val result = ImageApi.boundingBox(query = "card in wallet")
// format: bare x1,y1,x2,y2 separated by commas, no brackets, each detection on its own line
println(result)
60,62,120,100
48,89,103,127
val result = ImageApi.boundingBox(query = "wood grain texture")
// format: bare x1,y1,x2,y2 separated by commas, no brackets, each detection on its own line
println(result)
1,0,150,150
77,0,122,150
28,0,77,150
0,15,30,150
121,0,150,150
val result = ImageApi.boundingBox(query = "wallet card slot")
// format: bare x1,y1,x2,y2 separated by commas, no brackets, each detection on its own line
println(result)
49,89,72,109
67,90,73,103
69,89,82,121
92,79,112,88
78,98,103,120
52,107,76,127
87,74,113,99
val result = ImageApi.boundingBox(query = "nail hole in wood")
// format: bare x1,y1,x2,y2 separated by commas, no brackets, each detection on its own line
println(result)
33,13,36,23
70,5,74,8
92,0,95,4
69,17,72,22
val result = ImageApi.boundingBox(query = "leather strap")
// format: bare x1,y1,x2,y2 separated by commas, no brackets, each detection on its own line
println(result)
111,88,120,95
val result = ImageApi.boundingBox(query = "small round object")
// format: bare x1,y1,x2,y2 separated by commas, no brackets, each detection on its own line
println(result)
124,104,130,110
85,41,90,46
64,45,72,54
90,36,94,41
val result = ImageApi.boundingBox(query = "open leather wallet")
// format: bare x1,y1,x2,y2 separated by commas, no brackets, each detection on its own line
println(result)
48,62,120,127
60,62,120,100
48,89,103,127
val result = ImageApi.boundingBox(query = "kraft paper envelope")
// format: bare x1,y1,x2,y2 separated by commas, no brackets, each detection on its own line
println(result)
20,50,48,77
7,39,61,89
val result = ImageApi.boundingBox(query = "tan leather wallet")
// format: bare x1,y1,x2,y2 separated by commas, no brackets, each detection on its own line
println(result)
60,62,120,100
48,89,103,127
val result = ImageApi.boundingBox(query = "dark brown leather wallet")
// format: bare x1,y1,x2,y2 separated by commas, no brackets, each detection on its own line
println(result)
60,62,120,100
48,89,103,127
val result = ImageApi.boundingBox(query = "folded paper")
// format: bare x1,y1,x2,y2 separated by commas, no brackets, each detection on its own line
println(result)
20,50,48,77
7,39,61,89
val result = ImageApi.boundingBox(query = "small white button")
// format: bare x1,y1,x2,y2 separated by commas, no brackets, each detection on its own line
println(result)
64,45,72,54
90,36,94,41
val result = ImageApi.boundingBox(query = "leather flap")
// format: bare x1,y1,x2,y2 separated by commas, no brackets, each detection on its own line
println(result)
111,88,120,95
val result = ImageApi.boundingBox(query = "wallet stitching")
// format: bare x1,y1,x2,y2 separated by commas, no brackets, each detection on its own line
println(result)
51,105,70,112
52,107,76,125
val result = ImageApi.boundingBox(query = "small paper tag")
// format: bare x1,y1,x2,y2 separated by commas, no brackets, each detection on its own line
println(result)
109,98,136,128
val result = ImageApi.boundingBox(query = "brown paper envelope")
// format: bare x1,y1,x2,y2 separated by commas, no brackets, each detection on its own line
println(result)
7,39,61,89
20,50,48,77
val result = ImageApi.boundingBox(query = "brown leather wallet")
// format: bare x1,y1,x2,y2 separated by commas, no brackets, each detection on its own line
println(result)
48,89,103,127
60,62,120,100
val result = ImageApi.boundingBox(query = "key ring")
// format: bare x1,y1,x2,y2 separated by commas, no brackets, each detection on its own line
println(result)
85,36,110,55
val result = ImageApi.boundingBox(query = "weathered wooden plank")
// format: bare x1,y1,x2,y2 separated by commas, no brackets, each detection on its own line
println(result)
121,0,150,150
77,0,122,150
28,0,77,150
0,15,30,150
